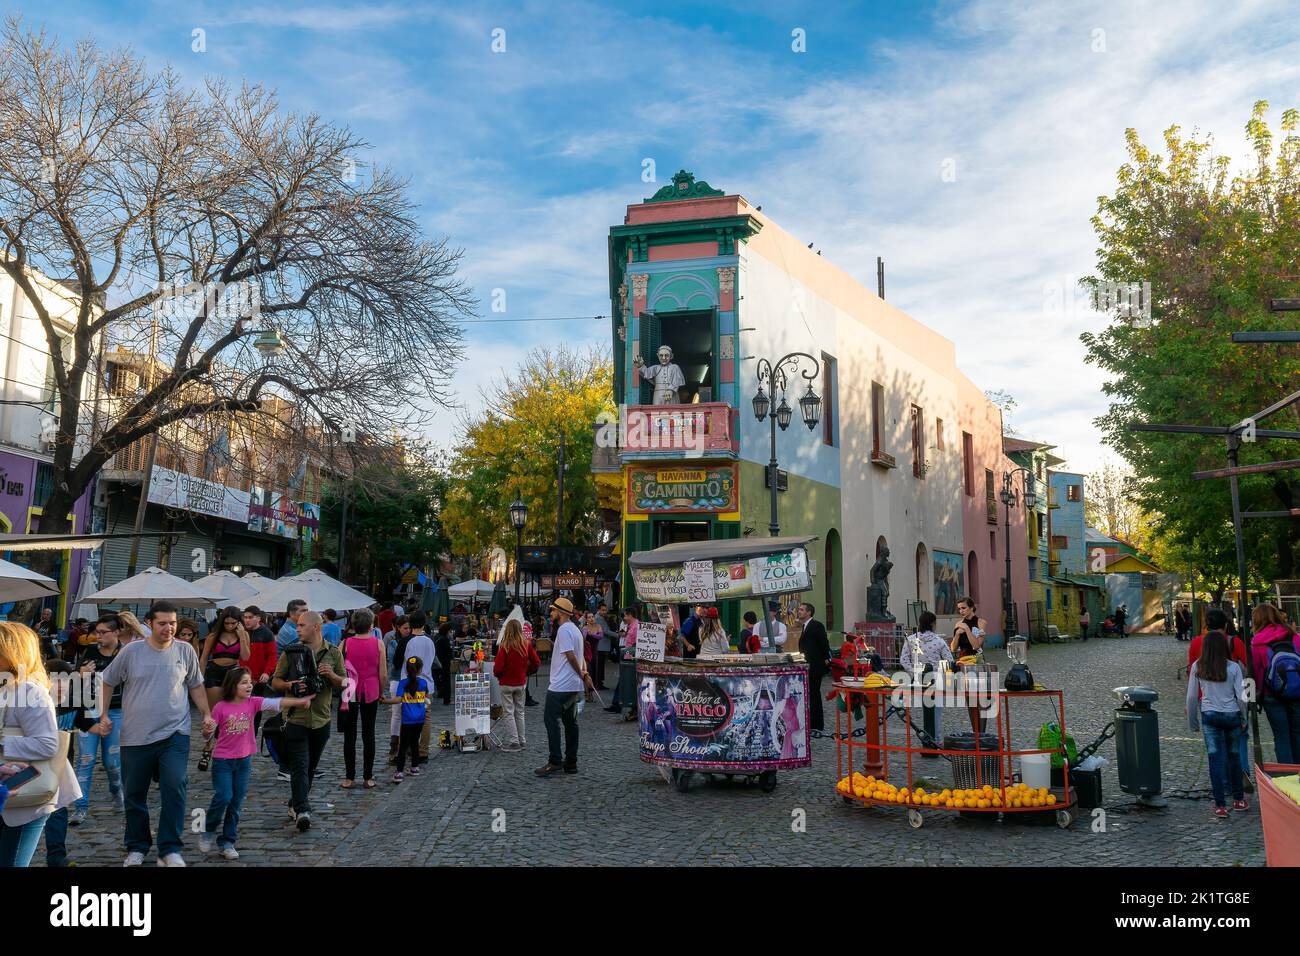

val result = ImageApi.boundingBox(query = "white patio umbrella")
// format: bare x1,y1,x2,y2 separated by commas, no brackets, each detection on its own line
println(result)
248,568,375,613
447,578,496,603
82,566,223,609
0,557,60,604
191,569,261,605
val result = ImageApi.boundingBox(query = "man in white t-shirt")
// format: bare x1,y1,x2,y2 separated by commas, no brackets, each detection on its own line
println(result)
535,597,593,776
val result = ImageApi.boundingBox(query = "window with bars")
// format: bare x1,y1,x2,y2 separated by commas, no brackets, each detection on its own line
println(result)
33,462,55,509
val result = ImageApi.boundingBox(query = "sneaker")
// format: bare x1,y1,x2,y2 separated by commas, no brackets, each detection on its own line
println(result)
534,763,563,777
391,771,404,783
69,806,88,827
313,769,326,780
220,847,240,861
198,833,214,853
277,769,290,782
1214,806,1229,819
123,851,145,867
159,853,186,867
296,812,312,832
502,741,521,752
409,766,422,776
1233,798,1250,811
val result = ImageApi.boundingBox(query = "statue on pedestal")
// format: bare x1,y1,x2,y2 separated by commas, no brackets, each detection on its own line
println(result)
866,546,895,622
634,345,686,405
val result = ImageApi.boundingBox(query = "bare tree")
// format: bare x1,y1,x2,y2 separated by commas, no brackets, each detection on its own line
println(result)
0,21,471,564
1084,459,1157,552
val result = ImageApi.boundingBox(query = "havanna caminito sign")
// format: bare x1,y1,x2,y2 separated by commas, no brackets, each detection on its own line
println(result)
627,464,738,515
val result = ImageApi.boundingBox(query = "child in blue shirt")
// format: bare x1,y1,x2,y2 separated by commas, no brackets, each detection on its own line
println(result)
382,657,429,782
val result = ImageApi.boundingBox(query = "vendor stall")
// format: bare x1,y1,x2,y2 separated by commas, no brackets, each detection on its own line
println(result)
628,535,817,793
832,671,1079,829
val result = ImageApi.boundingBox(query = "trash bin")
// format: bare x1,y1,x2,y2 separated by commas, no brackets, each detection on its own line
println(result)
944,732,1001,790
618,657,638,717
1113,686,1161,797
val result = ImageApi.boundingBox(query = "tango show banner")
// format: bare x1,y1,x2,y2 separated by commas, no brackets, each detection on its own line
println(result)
637,663,810,771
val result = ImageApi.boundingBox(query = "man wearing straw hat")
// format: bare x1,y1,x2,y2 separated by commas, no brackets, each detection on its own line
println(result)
534,597,593,777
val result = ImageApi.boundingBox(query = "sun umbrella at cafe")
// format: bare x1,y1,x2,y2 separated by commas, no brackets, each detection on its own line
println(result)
82,566,223,609
249,567,376,613
191,569,260,604
488,579,509,616
0,556,60,604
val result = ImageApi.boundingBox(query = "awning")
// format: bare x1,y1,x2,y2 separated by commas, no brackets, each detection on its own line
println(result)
0,531,169,553
628,534,818,569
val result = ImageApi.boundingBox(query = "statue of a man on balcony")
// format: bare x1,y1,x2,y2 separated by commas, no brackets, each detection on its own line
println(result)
634,344,686,405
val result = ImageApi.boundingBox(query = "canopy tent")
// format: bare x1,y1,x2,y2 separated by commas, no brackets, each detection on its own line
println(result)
240,572,269,589
191,570,261,605
81,566,223,609
447,578,496,603
248,568,376,613
0,557,60,604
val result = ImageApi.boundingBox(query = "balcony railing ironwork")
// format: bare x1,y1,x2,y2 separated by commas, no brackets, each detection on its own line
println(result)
619,402,738,456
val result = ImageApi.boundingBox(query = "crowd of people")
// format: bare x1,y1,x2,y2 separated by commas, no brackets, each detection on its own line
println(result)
7,579,1294,864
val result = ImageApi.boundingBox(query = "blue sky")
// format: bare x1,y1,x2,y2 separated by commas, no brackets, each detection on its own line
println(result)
23,0,1300,471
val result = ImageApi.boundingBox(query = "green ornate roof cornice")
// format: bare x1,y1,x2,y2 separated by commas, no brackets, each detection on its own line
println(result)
644,169,726,203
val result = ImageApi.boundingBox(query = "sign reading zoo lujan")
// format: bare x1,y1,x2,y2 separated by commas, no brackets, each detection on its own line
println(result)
630,547,811,602
627,464,738,514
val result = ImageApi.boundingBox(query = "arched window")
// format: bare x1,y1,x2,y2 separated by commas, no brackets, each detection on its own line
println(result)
915,543,929,606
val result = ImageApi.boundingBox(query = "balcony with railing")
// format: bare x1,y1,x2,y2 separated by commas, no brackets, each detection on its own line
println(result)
619,402,738,458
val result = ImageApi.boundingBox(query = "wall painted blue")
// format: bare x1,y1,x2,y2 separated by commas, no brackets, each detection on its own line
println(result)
1049,471,1086,574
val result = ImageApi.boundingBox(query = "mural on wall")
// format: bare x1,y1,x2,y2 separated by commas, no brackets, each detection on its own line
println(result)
933,550,965,616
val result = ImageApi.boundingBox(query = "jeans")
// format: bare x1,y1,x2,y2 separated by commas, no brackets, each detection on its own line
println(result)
75,706,123,812
1201,710,1245,807
0,816,49,867
499,685,526,746
285,722,330,814
341,698,379,781
206,756,251,849
543,691,580,768
1262,697,1300,765
121,731,191,856
44,808,70,866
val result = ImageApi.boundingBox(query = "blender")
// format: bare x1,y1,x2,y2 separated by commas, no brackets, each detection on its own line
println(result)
1004,636,1034,691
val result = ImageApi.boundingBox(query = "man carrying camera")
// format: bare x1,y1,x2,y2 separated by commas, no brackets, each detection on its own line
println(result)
272,611,345,832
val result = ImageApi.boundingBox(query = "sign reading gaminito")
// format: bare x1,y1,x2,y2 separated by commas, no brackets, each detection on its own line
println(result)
627,464,738,514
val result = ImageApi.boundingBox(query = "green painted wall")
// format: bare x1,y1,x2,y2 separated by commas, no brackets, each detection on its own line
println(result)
736,461,844,640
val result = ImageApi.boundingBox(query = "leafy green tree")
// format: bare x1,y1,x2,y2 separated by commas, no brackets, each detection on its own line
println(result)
320,444,451,594
1082,101,1300,590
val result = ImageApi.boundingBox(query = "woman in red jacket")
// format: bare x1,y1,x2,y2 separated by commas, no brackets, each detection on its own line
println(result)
493,620,540,752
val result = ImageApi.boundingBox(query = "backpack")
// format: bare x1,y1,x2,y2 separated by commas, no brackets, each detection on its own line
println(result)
1265,638,1300,702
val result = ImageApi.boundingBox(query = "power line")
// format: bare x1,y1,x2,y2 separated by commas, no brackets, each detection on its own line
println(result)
458,315,608,325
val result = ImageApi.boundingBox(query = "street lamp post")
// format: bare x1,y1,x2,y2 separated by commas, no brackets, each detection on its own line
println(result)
752,353,822,536
510,494,528,610
999,467,1038,639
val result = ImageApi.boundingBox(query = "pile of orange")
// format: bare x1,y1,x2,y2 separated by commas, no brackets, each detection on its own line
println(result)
835,776,1058,810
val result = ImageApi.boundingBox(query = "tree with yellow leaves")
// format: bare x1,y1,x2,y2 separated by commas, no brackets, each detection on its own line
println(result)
441,346,615,564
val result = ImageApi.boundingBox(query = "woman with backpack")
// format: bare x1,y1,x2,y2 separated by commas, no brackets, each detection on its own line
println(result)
1186,630,1249,819
339,609,387,790
493,620,540,752
1251,603,1300,764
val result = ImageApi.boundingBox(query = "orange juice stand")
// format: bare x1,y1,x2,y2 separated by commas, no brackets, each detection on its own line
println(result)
833,681,1079,829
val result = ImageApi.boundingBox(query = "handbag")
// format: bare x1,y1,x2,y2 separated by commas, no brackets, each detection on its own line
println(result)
0,703,71,810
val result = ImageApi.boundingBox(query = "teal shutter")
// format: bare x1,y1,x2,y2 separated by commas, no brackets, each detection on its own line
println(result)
639,312,660,405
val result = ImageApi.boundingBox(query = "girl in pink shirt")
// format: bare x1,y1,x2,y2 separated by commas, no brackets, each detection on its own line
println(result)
200,667,313,860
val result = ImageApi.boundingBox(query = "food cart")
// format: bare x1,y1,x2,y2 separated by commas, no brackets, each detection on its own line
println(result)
832,672,1079,829
628,535,817,793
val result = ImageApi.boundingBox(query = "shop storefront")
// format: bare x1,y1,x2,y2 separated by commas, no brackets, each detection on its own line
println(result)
621,462,744,634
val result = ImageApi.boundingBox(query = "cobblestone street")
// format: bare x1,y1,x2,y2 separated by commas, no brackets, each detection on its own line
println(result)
48,632,1269,867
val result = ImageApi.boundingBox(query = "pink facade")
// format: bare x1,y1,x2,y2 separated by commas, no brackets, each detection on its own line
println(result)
957,377,1029,638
